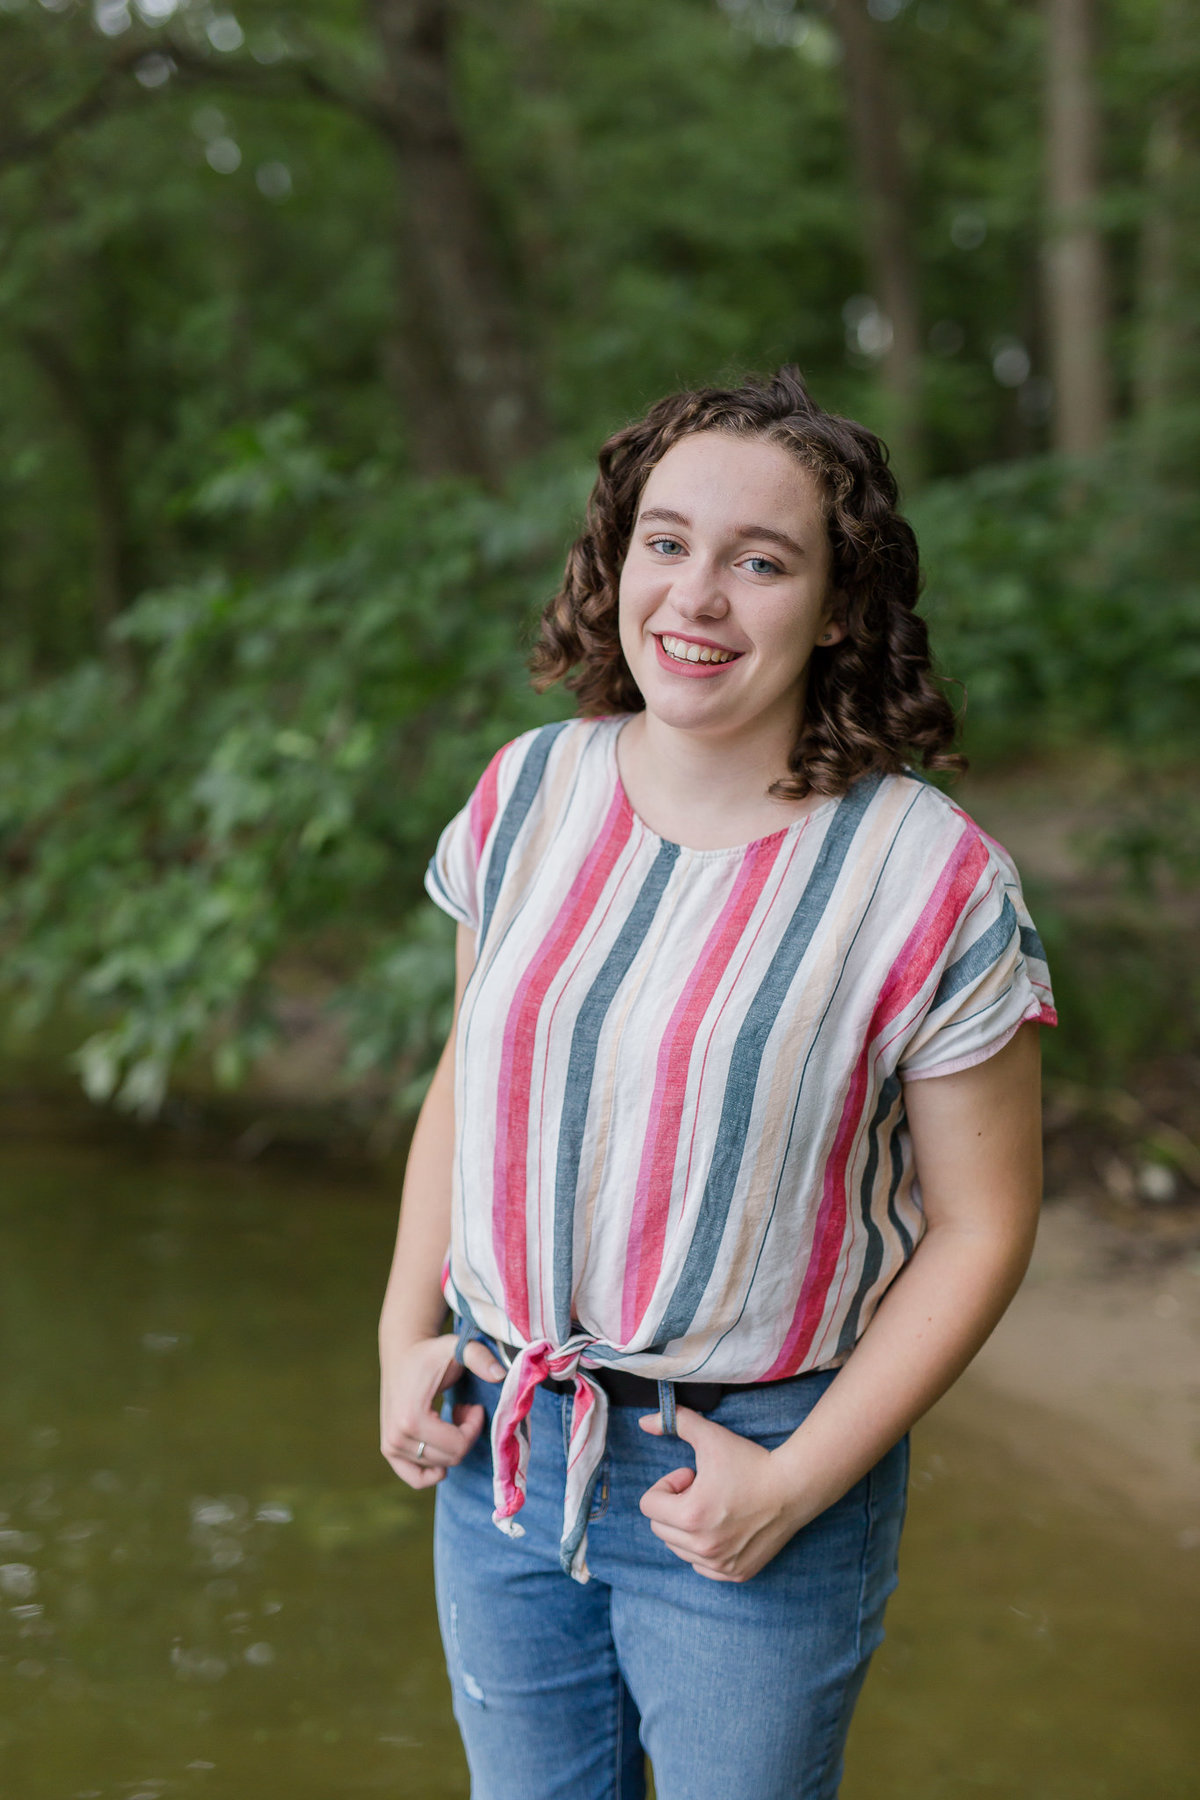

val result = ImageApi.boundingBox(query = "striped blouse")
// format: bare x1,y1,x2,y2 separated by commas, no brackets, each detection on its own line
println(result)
425,717,1056,1578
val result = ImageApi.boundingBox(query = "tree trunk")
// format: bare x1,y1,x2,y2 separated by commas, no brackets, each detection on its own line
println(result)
1132,3,1197,443
1042,0,1112,454
828,0,923,480
367,0,549,483
1134,104,1183,424
23,328,137,661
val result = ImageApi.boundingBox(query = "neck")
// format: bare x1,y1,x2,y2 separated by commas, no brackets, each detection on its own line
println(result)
617,704,812,848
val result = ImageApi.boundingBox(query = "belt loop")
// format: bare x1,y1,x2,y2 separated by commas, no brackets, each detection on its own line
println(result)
454,1313,484,1364
656,1379,677,1438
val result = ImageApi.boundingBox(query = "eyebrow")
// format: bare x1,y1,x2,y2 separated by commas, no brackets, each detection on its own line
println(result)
638,507,806,558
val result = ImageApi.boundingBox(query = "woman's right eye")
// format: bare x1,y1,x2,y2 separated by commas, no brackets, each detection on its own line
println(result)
648,536,684,556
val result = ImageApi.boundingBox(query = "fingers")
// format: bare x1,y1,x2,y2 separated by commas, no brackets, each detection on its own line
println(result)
380,1332,487,1483
646,1518,701,1556
462,1339,506,1383
637,1405,721,1445
383,1451,447,1491
641,1466,696,1505
646,1518,743,1580
452,1400,487,1448
638,1467,696,1522
381,1399,487,1486
384,1410,472,1469
644,1517,753,1582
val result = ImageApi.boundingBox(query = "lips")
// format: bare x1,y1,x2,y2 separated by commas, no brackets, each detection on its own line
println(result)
652,633,744,680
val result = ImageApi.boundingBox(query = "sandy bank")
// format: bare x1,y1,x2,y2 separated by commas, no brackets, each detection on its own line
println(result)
943,1199,1200,1538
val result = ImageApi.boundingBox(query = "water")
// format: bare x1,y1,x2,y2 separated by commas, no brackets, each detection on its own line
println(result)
1,1143,1196,1799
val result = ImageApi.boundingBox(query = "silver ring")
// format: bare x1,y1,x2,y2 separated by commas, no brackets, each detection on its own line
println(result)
414,1440,426,1464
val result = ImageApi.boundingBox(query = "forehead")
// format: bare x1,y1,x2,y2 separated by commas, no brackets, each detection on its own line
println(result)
637,431,825,522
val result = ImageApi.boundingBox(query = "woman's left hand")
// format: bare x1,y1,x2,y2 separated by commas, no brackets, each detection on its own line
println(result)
637,1408,808,1583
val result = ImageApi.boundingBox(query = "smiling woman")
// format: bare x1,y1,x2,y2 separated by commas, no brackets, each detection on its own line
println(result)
533,368,964,812
378,368,1056,1800
615,432,844,846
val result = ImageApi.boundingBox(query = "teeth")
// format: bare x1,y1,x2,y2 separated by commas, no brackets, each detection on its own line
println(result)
660,635,737,666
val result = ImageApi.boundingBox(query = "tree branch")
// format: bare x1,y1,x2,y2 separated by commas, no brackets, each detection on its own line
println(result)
160,40,390,139
0,48,143,172
0,37,387,177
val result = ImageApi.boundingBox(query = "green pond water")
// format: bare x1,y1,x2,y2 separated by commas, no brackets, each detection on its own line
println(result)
1,1143,1197,1800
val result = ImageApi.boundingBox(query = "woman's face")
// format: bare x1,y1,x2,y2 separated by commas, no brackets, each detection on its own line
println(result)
617,431,842,746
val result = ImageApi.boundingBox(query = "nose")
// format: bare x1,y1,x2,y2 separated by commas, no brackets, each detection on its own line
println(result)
670,553,729,620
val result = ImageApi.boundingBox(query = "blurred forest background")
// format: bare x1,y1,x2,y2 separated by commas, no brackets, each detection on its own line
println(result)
0,0,1197,1211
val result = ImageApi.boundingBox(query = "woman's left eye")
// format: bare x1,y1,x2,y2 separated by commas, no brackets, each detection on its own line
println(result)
743,555,782,576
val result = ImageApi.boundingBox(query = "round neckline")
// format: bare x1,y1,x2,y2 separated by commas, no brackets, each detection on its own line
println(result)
606,717,840,859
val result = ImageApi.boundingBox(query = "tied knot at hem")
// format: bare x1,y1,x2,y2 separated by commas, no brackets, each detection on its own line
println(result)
488,1335,610,1583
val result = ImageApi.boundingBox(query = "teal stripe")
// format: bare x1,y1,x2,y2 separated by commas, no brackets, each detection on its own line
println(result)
885,1106,914,1260
552,841,680,1341
425,856,465,920
651,774,883,1353
479,722,569,945
834,1073,902,1358
1019,924,1046,963
931,894,1017,1012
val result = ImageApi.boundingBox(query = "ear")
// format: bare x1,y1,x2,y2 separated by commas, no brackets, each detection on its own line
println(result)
816,593,847,648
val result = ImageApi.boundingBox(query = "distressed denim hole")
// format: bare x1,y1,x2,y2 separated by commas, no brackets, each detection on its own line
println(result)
448,1599,486,1707
589,1458,611,1522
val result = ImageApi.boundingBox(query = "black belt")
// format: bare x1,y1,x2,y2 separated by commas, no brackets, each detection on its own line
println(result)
546,1366,727,1412
497,1341,808,1414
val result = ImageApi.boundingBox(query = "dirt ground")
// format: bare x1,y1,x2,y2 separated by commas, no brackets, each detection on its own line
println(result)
945,1198,1200,1538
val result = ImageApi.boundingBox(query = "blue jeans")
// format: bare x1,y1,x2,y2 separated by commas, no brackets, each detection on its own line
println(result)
434,1360,908,1800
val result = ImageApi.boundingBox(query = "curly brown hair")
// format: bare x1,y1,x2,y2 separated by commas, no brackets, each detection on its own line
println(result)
530,366,964,798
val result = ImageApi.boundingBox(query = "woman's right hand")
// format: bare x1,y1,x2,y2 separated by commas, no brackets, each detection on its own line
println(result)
380,1334,506,1489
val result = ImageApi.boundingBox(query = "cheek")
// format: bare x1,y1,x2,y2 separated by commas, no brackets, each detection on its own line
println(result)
768,590,829,658
617,571,651,644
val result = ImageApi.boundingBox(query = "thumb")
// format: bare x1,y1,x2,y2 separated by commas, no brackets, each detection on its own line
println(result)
669,1405,721,1453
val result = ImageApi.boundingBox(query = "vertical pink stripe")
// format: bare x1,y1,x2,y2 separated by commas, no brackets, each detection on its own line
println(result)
762,832,990,1378
620,834,786,1340
491,790,633,1336
469,745,505,860
949,801,1014,867
565,1382,596,1469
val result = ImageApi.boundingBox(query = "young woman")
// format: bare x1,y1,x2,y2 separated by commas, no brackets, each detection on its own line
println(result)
379,368,1055,1800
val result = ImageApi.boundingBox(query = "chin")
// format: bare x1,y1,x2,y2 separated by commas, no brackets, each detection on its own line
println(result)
642,687,732,730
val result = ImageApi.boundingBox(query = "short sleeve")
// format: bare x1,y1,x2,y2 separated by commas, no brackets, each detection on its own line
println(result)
424,801,479,929
423,739,513,932
899,836,1057,1082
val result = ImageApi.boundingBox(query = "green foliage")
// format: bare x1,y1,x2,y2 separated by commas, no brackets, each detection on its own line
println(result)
913,447,1200,762
0,421,578,1113
1035,901,1200,1087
